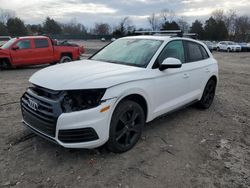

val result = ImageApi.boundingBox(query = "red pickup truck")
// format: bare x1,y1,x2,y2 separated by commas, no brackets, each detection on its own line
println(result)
0,36,84,70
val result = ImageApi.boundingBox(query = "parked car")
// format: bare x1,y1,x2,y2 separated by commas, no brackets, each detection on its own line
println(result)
101,38,106,42
216,41,241,52
201,41,213,52
238,42,250,52
0,36,83,70
0,36,11,47
211,41,218,50
111,38,116,42
21,36,218,153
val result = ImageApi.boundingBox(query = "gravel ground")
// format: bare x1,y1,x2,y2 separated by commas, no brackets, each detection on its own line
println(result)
0,51,249,188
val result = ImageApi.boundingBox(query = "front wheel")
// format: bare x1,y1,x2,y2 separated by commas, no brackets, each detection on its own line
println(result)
0,59,11,70
107,100,145,153
197,79,216,109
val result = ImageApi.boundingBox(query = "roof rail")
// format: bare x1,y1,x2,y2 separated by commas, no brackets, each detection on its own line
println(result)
183,33,198,39
134,30,198,39
135,30,183,37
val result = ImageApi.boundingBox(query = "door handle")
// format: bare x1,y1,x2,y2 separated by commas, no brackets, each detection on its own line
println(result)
183,73,189,79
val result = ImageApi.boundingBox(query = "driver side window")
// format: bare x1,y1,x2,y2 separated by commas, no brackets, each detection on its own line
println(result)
154,40,185,68
16,40,31,49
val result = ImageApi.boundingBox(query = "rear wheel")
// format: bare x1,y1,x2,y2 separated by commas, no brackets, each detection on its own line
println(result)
107,100,145,153
197,79,216,109
217,47,220,52
59,56,72,63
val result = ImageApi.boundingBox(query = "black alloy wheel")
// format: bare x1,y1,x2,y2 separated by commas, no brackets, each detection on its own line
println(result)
197,79,216,109
107,100,145,153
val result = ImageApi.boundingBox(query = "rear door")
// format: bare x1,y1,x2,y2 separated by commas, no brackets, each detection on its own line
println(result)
33,38,54,64
10,39,34,65
183,40,212,100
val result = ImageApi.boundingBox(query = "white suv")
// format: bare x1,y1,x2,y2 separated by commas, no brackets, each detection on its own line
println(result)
21,36,218,153
216,41,241,52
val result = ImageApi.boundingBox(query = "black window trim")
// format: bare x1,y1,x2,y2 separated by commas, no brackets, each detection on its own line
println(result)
152,39,186,69
199,45,210,60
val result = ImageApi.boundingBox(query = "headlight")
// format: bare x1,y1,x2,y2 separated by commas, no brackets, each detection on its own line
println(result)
61,89,106,112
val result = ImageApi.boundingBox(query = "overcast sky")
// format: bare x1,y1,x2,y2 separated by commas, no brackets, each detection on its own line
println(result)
1,0,250,28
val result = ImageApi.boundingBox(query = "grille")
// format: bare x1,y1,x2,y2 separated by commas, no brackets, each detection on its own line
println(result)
21,87,62,137
58,128,99,143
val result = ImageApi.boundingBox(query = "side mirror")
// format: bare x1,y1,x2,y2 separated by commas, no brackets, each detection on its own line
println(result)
159,57,182,71
12,46,19,50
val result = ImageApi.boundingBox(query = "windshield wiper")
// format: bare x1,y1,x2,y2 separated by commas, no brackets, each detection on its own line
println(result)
93,59,144,68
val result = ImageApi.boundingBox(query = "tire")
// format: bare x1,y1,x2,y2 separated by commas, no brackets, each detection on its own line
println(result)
227,48,231,53
107,100,145,153
0,59,11,70
217,47,220,52
59,56,72,63
197,79,216,109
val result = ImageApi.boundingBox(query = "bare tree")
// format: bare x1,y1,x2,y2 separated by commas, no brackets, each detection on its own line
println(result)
93,23,111,35
212,9,226,22
161,9,176,23
177,16,189,33
235,16,250,41
148,13,159,31
113,17,132,36
119,17,131,34
225,9,237,36
0,9,15,24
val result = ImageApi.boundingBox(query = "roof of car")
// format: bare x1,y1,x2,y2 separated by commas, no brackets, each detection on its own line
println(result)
123,35,172,41
123,35,201,44
15,36,48,39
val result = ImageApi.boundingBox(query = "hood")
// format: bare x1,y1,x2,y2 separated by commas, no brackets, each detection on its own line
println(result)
30,60,151,90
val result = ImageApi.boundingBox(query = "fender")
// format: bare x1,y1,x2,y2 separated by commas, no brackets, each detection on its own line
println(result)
103,81,153,122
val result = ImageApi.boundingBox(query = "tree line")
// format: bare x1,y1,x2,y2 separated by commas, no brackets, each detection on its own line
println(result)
0,9,135,38
147,9,250,41
0,8,250,41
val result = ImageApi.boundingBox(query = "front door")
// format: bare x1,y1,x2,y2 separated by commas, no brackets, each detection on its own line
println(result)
151,40,190,118
11,39,34,65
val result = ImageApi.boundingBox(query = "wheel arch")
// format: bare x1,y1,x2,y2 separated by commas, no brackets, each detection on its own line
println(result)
61,52,72,59
199,74,218,101
108,89,150,122
119,94,148,121
0,57,11,68
209,75,218,86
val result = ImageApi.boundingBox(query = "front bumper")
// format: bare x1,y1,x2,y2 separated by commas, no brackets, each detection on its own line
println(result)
22,98,116,149
21,86,116,149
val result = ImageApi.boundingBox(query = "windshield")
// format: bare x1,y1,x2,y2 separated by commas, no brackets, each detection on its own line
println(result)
90,38,163,67
228,42,235,45
1,38,16,49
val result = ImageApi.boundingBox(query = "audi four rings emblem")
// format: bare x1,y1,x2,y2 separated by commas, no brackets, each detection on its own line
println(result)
28,99,38,111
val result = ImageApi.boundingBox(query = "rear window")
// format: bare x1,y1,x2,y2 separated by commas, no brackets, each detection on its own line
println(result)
186,41,204,62
199,45,209,59
34,39,49,48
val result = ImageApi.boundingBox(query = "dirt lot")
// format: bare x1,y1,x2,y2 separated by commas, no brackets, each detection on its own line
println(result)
0,51,249,188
